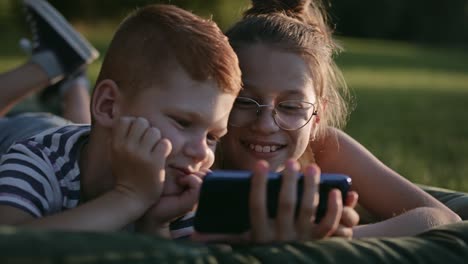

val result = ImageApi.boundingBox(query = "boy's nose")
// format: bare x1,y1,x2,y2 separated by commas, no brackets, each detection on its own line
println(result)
185,137,210,163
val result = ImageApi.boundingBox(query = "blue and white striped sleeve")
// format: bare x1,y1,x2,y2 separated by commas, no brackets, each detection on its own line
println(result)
170,211,195,239
0,141,57,218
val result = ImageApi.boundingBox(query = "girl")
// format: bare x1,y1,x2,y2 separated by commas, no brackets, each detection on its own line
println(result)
215,0,460,242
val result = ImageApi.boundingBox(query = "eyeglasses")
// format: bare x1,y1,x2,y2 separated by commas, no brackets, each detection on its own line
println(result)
228,97,317,131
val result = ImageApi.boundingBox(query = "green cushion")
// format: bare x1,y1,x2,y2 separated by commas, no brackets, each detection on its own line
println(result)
1,185,467,263
418,184,468,220
0,222,467,263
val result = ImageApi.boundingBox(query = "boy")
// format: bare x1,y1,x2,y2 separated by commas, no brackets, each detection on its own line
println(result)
0,3,241,238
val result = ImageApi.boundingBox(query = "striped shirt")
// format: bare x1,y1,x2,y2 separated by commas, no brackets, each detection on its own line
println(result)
0,125,89,217
0,125,194,238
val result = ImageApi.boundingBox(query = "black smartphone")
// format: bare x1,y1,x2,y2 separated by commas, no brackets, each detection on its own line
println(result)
194,170,351,234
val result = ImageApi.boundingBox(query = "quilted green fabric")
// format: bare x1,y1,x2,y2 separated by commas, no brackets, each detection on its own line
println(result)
0,222,467,264
0,185,467,264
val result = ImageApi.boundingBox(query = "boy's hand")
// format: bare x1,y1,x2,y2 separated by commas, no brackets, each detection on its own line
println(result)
136,170,205,236
111,116,172,210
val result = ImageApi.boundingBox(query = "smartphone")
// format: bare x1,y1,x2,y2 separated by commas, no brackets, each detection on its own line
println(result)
194,170,351,234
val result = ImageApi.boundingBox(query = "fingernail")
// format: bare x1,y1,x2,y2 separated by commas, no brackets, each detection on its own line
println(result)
287,159,299,171
306,165,318,175
257,160,269,170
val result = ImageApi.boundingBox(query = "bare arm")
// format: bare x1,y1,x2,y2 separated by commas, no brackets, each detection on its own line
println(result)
0,188,147,231
312,128,461,237
353,207,458,237
0,117,173,232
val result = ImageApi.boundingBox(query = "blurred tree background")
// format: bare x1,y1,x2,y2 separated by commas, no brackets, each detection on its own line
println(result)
330,0,468,45
1,0,467,44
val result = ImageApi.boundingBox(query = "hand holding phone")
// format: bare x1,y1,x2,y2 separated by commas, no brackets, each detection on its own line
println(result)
194,169,351,234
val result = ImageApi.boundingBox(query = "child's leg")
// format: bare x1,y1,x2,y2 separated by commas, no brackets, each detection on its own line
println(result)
0,0,98,120
24,0,99,122
23,0,99,79
0,62,49,117
22,0,99,123
60,74,91,123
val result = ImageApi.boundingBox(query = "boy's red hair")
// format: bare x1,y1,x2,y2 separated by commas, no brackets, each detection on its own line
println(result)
96,4,241,97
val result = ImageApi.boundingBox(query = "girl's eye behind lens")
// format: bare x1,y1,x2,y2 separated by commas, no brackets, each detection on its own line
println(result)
234,97,258,109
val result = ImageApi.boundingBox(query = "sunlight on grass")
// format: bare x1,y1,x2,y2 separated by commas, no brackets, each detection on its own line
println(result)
338,38,426,57
0,56,27,73
343,68,468,91
345,88,468,191
336,38,468,191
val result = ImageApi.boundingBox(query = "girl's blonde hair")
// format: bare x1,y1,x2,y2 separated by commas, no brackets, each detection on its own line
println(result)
225,0,351,164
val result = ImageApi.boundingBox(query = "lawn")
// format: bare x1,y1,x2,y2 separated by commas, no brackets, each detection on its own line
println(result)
1,25,467,191
336,38,468,191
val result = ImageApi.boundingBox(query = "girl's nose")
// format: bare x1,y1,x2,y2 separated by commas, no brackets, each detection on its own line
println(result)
251,106,280,134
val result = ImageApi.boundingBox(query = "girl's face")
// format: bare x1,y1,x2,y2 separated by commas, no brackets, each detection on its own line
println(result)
221,44,318,172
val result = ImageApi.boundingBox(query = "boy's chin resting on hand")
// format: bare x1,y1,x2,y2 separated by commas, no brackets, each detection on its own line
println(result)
135,174,202,237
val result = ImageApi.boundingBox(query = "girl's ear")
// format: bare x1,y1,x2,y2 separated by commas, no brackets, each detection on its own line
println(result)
310,115,320,141
91,79,121,128
313,112,321,124
310,101,323,141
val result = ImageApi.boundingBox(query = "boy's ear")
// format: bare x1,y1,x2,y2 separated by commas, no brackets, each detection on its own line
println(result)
91,79,121,128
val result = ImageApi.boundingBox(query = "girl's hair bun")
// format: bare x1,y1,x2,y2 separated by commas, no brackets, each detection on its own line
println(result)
249,0,311,16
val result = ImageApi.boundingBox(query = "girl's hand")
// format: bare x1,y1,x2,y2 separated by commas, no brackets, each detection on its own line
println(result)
331,191,359,238
193,160,354,244
250,159,345,243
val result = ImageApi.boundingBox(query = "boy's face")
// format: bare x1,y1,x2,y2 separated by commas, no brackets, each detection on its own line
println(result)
119,64,236,196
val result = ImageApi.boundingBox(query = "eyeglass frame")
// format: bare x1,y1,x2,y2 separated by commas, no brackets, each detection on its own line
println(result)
228,96,318,131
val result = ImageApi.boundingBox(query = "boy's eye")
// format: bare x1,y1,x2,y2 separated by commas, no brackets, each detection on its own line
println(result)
172,117,192,128
206,134,220,146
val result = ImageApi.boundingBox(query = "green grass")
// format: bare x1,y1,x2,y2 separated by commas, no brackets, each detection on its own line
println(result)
336,38,468,191
1,25,467,192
